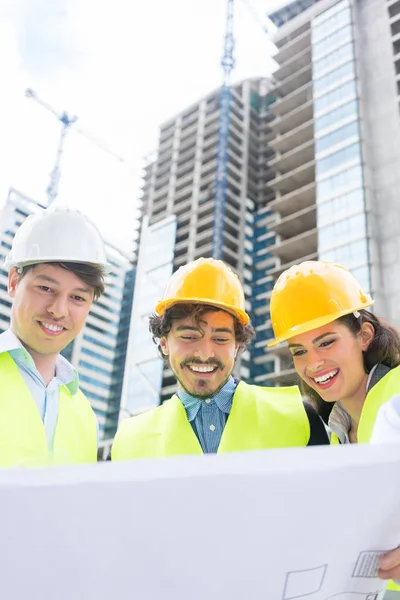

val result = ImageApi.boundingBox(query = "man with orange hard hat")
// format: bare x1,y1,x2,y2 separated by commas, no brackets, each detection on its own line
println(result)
112,257,328,460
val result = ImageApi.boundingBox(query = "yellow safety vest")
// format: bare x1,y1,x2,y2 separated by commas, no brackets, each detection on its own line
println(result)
331,365,400,592
0,352,98,467
112,380,310,460
330,366,400,444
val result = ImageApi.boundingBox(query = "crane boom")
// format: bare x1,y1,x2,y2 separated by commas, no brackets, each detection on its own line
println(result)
25,88,125,206
212,0,235,260
25,89,71,123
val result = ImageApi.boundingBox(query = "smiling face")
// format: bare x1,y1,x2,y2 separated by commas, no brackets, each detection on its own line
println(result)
8,263,94,358
159,309,239,398
288,320,374,405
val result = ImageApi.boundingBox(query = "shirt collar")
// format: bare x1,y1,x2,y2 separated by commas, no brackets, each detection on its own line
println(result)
328,401,351,444
0,329,25,354
0,329,79,394
328,365,380,444
177,376,237,422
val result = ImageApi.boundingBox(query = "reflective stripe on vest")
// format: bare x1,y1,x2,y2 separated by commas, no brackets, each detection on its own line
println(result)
0,352,98,467
330,366,400,592
112,381,310,460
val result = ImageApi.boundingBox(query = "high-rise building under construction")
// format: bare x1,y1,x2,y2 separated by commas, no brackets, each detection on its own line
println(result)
134,78,277,405
122,0,400,413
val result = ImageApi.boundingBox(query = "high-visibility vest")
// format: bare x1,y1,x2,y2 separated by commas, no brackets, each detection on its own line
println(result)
112,381,310,460
0,352,98,467
331,365,400,592
330,366,400,445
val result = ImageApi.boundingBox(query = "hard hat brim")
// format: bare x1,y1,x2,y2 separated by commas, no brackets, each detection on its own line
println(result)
267,299,374,347
155,298,250,325
5,256,112,274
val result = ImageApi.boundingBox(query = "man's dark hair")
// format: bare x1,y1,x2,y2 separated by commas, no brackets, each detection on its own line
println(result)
300,309,400,422
149,303,256,359
18,262,105,300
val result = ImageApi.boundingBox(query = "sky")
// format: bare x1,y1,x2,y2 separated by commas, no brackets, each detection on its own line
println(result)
0,0,277,254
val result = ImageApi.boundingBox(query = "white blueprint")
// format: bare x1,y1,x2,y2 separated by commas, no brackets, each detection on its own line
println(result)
0,443,399,599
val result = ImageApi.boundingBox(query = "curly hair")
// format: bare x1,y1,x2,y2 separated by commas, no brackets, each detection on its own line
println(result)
299,310,400,422
149,303,256,359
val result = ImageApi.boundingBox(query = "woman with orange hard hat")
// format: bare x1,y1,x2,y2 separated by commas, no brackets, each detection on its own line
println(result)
269,260,400,589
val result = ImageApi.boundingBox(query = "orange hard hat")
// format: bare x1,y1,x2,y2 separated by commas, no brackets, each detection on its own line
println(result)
268,260,373,346
155,257,250,325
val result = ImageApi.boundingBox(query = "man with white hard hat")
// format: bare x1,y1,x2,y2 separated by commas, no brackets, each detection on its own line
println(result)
0,206,111,467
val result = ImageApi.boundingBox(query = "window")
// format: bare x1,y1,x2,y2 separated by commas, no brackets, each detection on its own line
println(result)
315,120,359,155
83,334,114,351
318,213,367,251
316,143,361,178
315,99,358,134
81,346,113,365
312,3,351,44
314,61,355,96
314,79,356,115
313,42,354,79
313,24,352,61
79,374,110,390
79,360,112,377
317,188,364,227
319,238,369,267
317,164,363,200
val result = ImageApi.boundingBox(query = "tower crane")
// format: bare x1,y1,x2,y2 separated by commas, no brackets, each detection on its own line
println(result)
212,0,235,260
25,88,126,206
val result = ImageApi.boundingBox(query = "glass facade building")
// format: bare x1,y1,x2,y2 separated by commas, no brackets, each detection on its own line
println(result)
119,215,177,419
265,0,400,381
311,0,371,290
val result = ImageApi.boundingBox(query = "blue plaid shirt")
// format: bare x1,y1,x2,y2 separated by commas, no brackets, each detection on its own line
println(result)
177,376,238,453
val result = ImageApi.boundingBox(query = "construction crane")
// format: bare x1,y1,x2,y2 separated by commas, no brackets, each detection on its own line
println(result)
240,0,275,36
25,88,126,206
212,0,235,260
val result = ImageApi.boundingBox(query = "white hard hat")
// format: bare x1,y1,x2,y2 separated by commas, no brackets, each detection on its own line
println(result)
4,207,111,273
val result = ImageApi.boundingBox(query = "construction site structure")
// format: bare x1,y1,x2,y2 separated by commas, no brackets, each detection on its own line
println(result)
137,78,277,405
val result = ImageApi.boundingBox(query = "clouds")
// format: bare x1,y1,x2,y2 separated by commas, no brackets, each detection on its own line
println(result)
2,0,83,78
0,0,277,251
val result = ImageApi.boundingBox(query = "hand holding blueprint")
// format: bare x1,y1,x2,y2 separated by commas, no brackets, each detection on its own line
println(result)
0,443,399,599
